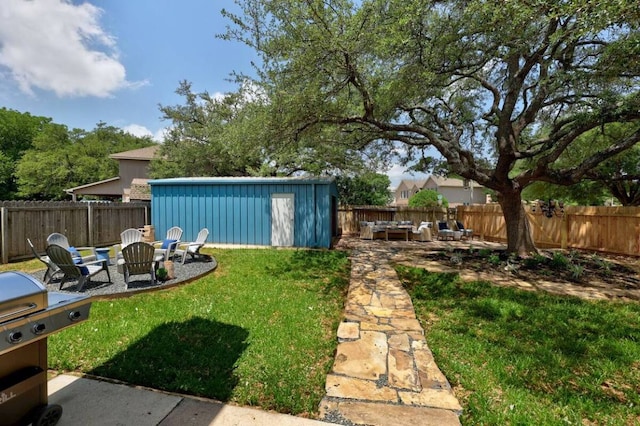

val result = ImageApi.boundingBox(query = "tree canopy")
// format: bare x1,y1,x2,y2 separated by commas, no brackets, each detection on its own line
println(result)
0,108,51,199
335,172,391,205
15,122,154,200
223,0,640,254
408,189,448,208
151,80,379,179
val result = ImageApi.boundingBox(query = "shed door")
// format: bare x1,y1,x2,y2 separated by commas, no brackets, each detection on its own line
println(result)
272,193,294,247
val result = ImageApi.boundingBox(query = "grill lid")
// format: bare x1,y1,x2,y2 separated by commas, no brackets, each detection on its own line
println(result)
0,271,48,324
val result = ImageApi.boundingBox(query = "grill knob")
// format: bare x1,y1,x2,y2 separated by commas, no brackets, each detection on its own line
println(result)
8,331,23,343
68,311,82,321
32,323,46,334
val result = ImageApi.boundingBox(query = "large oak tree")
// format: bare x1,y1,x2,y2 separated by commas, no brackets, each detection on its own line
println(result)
222,0,640,255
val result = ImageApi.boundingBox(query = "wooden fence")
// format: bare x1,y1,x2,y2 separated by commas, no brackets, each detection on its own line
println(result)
1,201,150,264
457,204,640,257
338,205,451,235
340,204,640,257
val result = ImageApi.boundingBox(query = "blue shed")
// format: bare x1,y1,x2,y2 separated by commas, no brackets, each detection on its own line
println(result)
148,177,339,248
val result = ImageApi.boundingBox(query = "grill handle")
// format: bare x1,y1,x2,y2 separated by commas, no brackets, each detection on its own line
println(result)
0,303,37,321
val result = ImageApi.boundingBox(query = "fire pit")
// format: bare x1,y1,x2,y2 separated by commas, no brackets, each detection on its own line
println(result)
0,271,92,426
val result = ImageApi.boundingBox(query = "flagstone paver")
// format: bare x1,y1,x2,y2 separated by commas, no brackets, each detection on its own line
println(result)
318,238,502,426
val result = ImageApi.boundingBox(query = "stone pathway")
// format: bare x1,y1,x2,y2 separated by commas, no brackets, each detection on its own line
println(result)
317,238,495,425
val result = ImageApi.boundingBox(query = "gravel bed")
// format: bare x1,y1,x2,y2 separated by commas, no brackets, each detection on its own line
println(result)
29,256,218,298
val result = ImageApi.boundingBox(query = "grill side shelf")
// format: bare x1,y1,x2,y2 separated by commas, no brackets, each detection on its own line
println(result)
0,366,45,405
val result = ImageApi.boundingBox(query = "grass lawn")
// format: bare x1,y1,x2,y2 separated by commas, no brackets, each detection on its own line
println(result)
10,248,350,417
396,265,640,425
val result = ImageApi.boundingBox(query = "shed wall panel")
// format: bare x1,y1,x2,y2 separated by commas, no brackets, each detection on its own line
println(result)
150,178,337,248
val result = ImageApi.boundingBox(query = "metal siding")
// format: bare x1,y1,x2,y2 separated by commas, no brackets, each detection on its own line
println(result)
246,185,255,243
211,186,221,244
150,179,336,248
316,184,330,247
295,184,311,247
257,184,270,245
233,184,242,243
219,185,229,243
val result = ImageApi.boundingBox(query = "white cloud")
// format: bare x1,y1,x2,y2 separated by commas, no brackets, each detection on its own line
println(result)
123,124,167,143
0,0,145,97
122,124,152,138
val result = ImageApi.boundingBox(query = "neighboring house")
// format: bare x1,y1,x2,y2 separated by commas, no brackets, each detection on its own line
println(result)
393,179,426,206
65,146,159,202
393,175,486,206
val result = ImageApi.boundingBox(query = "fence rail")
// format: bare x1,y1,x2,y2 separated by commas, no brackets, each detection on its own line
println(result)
457,204,640,257
6,202,640,263
340,204,640,257
338,205,451,235
1,201,150,264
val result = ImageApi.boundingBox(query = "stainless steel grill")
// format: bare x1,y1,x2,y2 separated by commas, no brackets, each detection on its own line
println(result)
0,271,92,426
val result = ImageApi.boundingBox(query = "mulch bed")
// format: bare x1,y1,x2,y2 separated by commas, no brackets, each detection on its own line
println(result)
417,248,640,293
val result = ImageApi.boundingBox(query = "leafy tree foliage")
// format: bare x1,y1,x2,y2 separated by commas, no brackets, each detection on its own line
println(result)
15,122,154,200
408,189,448,208
223,0,640,254
523,180,608,207
151,81,264,178
523,123,640,206
0,108,51,199
151,80,375,179
335,173,391,205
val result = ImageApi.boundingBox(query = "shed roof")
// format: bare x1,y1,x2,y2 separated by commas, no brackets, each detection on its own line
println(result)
149,176,336,186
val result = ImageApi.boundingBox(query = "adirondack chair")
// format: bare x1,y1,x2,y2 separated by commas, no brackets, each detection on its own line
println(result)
152,226,183,261
27,238,63,284
114,228,144,262
120,242,158,287
173,228,209,264
46,244,111,291
46,232,97,262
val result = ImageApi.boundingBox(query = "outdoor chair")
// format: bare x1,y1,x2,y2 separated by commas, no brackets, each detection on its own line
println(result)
359,222,375,240
455,221,474,240
46,232,97,262
119,242,158,287
411,222,433,242
173,228,209,264
436,221,455,240
152,226,183,261
27,238,63,284
46,243,111,291
114,228,144,262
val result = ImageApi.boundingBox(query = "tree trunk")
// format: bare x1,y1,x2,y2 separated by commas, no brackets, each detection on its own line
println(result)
498,190,538,256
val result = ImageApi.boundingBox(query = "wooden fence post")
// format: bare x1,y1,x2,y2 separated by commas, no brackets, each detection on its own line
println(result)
561,210,568,249
87,202,94,247
1,207,7,264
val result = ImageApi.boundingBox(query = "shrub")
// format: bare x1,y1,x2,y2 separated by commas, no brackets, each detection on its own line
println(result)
550,252,569,269
408,189,449,208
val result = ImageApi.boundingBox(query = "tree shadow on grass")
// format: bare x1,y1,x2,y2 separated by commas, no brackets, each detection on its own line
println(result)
90,317,249,401
264,249,350,294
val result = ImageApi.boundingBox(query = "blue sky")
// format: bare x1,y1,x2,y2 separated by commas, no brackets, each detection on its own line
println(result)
0,0,427,187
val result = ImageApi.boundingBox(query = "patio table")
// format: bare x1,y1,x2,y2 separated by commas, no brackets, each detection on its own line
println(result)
385,226,411,241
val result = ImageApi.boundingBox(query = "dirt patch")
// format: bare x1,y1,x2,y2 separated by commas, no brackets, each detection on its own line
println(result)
400,248,640,302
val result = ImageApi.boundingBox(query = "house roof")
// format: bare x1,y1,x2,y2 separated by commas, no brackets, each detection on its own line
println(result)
65,177,121,193
428,176,480,188
130,178,151,200
109,145,160,161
